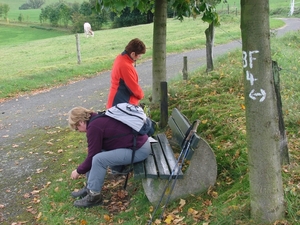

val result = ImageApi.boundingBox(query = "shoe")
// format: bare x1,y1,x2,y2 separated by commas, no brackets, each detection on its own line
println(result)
73,190,103,208
71,186,88,198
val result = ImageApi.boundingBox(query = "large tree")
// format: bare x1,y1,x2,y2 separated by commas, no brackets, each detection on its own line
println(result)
241,0,285,223
151,1,167,104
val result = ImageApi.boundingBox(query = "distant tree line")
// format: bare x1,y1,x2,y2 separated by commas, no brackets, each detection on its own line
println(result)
19,0,45,10
37,0,176,33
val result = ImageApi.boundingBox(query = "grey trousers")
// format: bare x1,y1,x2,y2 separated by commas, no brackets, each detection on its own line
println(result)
87,139,151,193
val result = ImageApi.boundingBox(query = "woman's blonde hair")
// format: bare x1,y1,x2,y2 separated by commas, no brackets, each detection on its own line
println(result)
68,106,94,130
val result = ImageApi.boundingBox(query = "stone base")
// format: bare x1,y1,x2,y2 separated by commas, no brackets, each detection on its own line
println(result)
142,137,217,204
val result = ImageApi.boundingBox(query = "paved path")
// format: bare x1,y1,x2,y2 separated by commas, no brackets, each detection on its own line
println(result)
0,18,299,223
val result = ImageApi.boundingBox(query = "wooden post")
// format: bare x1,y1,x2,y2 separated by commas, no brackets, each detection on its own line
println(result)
182,56,188,80
272,61,289,165
160,81,168,128
75,33,81,64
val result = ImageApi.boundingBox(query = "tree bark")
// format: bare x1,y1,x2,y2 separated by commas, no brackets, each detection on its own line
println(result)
205,22,214,72
241,0,285,223
151,0,167,104
272,61,289,165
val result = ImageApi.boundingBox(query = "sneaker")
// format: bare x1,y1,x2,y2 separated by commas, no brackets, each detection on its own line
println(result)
71,186,88,198
73,190,103,208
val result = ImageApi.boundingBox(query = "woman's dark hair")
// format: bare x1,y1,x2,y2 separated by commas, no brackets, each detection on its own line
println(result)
125,38,146,55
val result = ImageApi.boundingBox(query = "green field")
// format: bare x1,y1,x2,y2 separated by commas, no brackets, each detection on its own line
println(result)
1,0,85,23
0,24,69,45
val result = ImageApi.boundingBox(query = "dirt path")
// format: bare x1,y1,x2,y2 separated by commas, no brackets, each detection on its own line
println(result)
0,18,299,224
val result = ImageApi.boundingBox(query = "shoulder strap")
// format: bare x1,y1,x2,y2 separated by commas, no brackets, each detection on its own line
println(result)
89,111,106,123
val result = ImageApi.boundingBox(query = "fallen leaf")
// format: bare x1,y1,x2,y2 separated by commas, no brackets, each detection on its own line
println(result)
202,120,208,124
36,168,43,173
80,219,87,225
11,221,28,225
36,212,42,219
103,214,111,221
164,214,173,224
31,190,40,195
23,193,31,198
179,199,186,209
149,205,154,212
44,181,51,188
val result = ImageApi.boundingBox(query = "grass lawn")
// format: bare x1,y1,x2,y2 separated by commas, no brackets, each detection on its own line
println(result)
0,24,69,46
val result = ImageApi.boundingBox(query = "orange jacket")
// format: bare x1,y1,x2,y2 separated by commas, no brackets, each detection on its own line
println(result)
106,52,144,108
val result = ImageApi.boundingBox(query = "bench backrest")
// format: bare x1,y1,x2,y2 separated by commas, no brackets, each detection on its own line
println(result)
168,108,200,159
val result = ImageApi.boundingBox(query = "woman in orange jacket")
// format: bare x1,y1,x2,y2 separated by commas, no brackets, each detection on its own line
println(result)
106,38,146,108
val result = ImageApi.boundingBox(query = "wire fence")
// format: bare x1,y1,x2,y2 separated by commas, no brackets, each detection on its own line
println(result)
217,2,300,17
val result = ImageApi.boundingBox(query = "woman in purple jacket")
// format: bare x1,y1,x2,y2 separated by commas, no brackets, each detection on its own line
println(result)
68,106,151,208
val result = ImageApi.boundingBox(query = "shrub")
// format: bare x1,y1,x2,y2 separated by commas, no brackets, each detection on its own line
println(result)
112,7,148,28
19,3,31,10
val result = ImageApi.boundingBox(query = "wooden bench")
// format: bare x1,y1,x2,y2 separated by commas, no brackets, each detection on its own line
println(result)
133,108,217,204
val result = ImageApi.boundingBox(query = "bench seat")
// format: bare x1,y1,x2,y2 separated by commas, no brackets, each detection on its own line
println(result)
132,108,217,204
133,108,199,180
133,133,183,179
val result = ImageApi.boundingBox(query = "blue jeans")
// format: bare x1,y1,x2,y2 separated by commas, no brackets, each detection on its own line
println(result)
87,139,151,193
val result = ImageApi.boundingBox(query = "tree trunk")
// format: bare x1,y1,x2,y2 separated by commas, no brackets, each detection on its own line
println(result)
151,0,167,104
205,22,214,72
241,0,285,223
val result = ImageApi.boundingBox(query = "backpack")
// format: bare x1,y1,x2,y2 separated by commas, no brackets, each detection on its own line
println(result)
89,103,155,137
105,103,155,136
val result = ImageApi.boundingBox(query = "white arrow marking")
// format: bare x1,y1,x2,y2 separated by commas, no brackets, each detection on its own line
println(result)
249,89,266,102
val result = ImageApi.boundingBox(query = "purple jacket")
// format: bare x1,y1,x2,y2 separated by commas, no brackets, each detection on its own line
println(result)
77,113,148,174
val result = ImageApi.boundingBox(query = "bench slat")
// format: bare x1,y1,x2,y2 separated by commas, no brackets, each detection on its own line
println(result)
151,141,171,179
144,147,158,179
133,160,146,179
157,133,183,179
171,108,190,133
169,109,200,159
168,116,185,145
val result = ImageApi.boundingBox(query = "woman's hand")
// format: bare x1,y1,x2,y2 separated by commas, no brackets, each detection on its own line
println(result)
71,169,80,179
